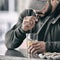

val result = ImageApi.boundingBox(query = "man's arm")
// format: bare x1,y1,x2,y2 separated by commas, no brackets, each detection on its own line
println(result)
5,22,26,50
5,9,29,50
46,17,60,52
46,42,60,52
5,9,36,50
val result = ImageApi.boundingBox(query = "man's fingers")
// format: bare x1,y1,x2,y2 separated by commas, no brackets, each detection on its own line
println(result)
23,23,32,30
25,16,37,22
28,41,46,54
28,45,41,54
23,16,36,26
22,16,38,31
28,44,45,54
28,43,40,54
31,47,41,54
28,41,38,48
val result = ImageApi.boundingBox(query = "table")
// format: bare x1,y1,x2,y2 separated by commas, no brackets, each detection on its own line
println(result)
0,42,41,60
0,42,60,60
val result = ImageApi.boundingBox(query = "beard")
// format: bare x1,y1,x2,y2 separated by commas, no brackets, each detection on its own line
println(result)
44,1,52,18
53,2,60,17
45,1,60,17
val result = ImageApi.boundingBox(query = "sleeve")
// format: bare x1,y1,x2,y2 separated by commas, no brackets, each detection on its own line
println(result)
46,18,60,52
46,42,60,52
5,9,29,50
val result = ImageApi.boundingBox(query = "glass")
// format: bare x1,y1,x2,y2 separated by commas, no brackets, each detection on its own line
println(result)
27,33,38,58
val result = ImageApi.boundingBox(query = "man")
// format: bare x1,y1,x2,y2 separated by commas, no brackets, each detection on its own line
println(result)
5,0,60,54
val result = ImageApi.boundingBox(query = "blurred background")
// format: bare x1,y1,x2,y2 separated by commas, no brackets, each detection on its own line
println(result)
0,0,47,54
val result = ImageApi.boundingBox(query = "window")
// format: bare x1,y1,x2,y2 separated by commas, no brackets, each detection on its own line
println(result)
0,0,8,11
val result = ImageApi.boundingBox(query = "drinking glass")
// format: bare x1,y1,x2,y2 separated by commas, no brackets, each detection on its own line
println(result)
27,33,38,58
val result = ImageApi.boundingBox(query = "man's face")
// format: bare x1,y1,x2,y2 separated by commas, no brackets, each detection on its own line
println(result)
51,0,59,12
34,0,59,17
44,0,60,15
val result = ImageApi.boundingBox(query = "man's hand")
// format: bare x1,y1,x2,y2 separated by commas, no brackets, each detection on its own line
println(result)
21,16,38,31
28,41,46,54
